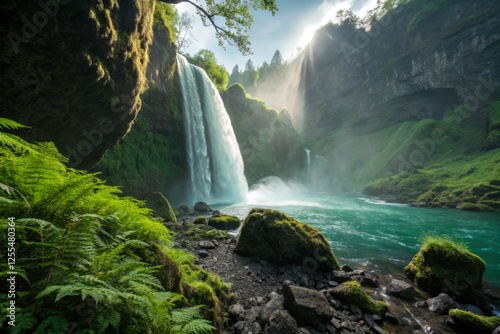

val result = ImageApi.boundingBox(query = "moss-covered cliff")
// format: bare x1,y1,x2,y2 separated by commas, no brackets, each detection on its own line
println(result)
252,0,500,205
222,84,306,186
95,3,188,200
0,0,155,169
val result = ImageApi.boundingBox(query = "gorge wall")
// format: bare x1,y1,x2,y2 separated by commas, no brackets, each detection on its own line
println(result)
95,5,189,201
0,0,155,169
300,0,500,140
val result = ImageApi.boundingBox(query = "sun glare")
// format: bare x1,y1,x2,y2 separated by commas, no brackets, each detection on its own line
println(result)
297,25,318,48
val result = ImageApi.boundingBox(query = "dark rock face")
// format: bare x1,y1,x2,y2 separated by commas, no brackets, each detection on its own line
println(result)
222,84,306,185
0,0,155,169
283,285,334,327
300,0,500,139
95,20,188,200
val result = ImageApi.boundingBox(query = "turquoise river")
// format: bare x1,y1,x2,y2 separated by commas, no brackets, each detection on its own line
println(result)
216,192,500,287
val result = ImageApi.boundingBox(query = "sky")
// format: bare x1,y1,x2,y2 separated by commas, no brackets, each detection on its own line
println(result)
175,0,379,71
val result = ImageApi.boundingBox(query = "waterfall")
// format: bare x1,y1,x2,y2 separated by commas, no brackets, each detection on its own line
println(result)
305,148,311,174
177,54,248,203
304,148,326,190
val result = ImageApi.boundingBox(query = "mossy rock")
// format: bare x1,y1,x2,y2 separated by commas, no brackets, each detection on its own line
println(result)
404,236,485,303
235,208,340,272
208,215,241,230
144,192,177,223
448,309,500,334
194,201,212,213
331,281,387,316
478,200,500,210
457,202,494,211
178,204,191,215
194,216,208,225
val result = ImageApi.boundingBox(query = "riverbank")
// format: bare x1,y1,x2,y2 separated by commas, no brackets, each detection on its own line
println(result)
166,214,500,334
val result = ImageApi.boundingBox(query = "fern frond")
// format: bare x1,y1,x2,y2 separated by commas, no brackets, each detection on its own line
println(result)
180,318,215,334
171,305,204,325
33,314,68,334
0,117,29,130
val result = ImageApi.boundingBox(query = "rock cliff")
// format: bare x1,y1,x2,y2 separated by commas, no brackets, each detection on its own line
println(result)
0,0,155,169
301,0,500,139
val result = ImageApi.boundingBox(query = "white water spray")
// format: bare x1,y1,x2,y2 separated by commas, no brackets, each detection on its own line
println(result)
177,54,248,203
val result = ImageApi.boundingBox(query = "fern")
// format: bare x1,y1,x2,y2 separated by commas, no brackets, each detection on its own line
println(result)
172,306,215,334
33,314,68,334
0,118,229,333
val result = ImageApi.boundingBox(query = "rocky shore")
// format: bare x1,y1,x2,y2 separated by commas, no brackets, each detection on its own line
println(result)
166,206,500,334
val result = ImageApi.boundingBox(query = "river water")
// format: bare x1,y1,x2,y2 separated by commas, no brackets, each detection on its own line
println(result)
215,188,500,287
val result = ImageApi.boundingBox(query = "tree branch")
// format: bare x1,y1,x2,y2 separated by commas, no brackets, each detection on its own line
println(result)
159,0,236,47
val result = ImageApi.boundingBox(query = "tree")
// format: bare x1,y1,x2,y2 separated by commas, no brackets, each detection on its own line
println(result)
160,0,278,55
241,59,258,89
270,49,283,67
175,9,196,52
187,49,229,91
228,65,242,86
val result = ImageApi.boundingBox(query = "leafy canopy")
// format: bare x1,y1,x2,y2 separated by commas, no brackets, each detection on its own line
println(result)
161,0,278,55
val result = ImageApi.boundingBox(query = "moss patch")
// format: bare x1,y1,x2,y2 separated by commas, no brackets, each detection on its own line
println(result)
144,192,177,223
331,281,387,316
404,236,485,303
448,309,500,334
208,215,241,230
235,208,340,271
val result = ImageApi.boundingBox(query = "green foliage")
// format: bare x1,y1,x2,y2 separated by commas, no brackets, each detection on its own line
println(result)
404,235,486,303
163,0,278,55
154,2,178,42
186,50,229,91
0,120,231,333
448,309,500,334
332,281,387,316
235,208,340,271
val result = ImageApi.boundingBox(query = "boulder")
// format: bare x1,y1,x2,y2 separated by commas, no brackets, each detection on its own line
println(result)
193,216,207,225
283,285,334,327
144,192,177,223
331,270,352,283
229,303,245,321
208,215,241,230
448,309,500,334
263,310,299,334
194,201,212,213
404,236,485,303
386,279,416,299
427,293,456,315
493,326,500,334
235,208,340,271
330,281,387,316
259,292,284,325
178,204,191,215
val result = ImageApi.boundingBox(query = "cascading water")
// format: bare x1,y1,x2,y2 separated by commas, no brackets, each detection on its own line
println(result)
177,54,248,203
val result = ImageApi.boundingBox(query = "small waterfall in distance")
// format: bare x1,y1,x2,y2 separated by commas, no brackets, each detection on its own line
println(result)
176,54,248,204
304,148,326,190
